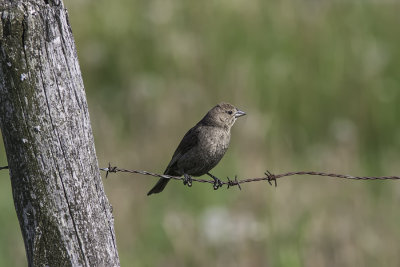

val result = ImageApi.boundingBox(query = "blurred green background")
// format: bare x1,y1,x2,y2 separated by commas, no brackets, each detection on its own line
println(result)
1,0,400,266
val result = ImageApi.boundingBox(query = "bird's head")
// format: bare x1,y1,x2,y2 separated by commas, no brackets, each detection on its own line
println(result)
203,102,246,130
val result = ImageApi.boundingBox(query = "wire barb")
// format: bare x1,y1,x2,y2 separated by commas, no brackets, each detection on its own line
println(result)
234,175,242,190
99,165,400,190
265,170,277,187
0,166,9,171
100,162,118,178
226,175,241,190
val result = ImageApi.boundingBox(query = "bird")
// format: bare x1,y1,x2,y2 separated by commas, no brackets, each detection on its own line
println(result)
147,102,246,195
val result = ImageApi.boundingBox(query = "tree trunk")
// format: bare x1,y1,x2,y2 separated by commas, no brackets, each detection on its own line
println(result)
0,1,120,266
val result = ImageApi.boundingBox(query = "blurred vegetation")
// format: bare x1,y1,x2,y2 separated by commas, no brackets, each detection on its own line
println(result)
1,0,400,266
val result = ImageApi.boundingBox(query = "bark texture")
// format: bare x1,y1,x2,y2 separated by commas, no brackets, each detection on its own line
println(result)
0,1,120,266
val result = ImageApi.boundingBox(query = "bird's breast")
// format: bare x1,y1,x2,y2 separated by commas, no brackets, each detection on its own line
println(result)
176,126,231,176
199,127,230,159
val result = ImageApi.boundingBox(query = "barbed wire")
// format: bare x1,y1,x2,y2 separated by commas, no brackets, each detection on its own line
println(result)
100,163,400,190
2,163,399,189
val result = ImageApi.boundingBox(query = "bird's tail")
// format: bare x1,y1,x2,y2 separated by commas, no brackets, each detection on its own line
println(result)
147,178,170,196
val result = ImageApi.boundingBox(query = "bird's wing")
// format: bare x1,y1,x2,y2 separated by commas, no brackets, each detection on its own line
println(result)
164,126,199,175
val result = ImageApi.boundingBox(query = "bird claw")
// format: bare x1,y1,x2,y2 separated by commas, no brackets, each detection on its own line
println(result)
265,170,277,187
183,173,192,187
207,172,223,190
213,178,223,190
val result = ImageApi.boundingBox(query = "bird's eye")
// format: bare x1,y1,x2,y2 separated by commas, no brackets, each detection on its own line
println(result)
227,110,233,115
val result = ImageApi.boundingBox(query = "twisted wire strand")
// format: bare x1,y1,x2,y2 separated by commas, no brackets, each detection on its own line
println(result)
2,164,399,186
100,164,400,189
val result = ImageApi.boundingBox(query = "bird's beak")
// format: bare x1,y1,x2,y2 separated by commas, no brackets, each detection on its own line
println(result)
235,109,246,118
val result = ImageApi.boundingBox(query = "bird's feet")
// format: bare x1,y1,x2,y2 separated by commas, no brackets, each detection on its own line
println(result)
207,172,223,190
183,173,193,187
265,170,277,187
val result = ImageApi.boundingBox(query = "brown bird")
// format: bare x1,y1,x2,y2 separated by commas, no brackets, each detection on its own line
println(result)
147,102,246,195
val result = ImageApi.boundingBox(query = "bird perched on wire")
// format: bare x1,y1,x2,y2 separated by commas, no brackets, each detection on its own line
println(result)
147,102,246,195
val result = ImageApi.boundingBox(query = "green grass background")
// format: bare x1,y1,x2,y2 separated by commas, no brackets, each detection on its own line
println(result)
1,0,400,266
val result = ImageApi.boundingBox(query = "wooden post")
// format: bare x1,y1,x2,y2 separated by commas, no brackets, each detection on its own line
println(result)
0,1,120,266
